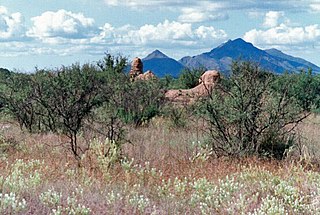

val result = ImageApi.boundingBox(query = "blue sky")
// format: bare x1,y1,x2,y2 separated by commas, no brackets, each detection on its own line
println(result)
1,0,320,71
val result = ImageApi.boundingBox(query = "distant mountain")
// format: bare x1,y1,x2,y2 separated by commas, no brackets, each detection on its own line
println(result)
178,38,320,74
133,38,320,78
264,48,319,72
142,50,185,77
143,49,168,60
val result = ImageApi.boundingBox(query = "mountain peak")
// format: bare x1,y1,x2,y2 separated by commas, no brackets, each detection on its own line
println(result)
265,48,284,56
142,50,185,77
180,38,320,74
224,38,255,49
206,38,262,60
143,49,169,60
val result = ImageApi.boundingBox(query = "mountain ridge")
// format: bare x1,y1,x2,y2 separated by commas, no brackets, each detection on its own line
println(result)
142,50,184,78
139,38,320,77
143,50,169,60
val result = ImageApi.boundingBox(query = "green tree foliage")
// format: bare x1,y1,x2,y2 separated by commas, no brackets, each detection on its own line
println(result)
97,53,127,75
119,79,164,126
273,69,320,112
159,74,176,89
201,61,309,159
0,53,165,161
96,53,165,127
177,67,206,89
0,68,12,110
95,76,164,128
0,68,11,82
31,64,103,159
0,62,118,160
89,54,129,143
159,68,206,90
0,72,37,131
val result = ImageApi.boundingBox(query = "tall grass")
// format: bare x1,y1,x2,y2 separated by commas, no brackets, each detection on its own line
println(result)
0,116,320,214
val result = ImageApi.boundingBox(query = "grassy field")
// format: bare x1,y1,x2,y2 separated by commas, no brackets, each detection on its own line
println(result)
1,116,320,214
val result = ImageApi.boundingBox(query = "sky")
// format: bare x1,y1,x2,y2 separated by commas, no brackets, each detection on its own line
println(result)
0,0,320,71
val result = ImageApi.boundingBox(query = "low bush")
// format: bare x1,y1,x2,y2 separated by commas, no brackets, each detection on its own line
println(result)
273,69,320,112
201,61,309,159
176,68,206,89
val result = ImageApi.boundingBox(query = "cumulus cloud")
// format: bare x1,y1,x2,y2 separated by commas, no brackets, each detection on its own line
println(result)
263,11,284,28
104,1,318,24
310,2,320,12
128,21,194,44
178,7,228,23
27,9,99,43
104,0,316,12
0,6,25,41
244,24,320,45
244,9,320,50
195,26,227,40
2,13,227,59
104,0,186,8
94,20,227,48
105,1,229,23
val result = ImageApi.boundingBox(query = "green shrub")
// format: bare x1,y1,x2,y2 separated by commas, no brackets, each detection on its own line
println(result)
0,134,18,158
176,68,206,89
273,69,320,112
0,73,38,132
162,105,188,128
102,79,165,127
159,74,176,89
201,61,308,159
30,64,104,160
0,54,130,161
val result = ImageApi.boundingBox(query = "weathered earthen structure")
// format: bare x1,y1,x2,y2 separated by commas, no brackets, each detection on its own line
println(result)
129,57,143,80
129,58,157,81
135,70,157,81
129,57,220,104
165,70,220,104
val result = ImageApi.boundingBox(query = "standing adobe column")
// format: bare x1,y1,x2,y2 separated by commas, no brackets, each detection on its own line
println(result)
129,57,143,81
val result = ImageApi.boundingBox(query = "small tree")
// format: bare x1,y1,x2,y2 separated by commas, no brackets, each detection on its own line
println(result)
201,61,309,159
121,79,165,126
0,73,39,132
96,54,165,127
176,67,206,89
159,74,175,89
31,64,104,160
1,55,131,163
97,53,127,75
273,69,320,112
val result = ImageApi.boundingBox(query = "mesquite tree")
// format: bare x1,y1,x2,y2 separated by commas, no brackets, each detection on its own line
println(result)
32,64,104,160
201,61,309,159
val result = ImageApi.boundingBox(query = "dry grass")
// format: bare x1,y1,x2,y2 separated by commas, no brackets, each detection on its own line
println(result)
297,114,320,160
1,116,320,214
